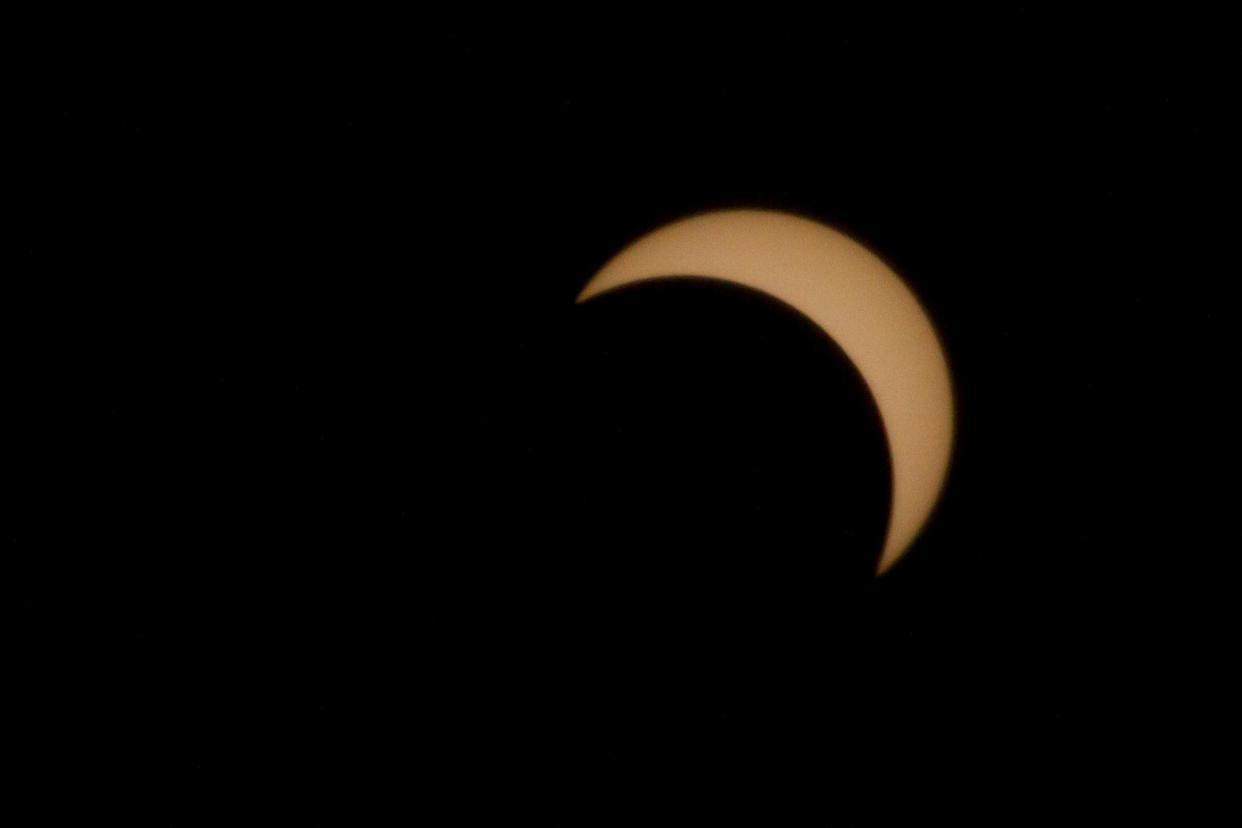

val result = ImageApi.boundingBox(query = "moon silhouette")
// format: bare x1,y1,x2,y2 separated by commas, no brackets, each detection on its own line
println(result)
577,209,954,574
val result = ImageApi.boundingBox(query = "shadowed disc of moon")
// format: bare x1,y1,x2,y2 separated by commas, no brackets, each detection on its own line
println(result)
557,277,891,634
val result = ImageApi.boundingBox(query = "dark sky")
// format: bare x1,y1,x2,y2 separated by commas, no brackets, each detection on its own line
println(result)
14,16,1239,824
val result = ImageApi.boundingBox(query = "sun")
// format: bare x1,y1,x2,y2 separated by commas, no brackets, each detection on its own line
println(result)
577,209,954,574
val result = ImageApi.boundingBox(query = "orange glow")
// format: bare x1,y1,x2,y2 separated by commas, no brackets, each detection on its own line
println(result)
577,210,954,574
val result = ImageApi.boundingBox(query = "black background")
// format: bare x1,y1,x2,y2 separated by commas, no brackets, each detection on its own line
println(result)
14,14,1240,824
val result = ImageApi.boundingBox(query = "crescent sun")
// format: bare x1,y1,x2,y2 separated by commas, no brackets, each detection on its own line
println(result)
576,209,954,575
